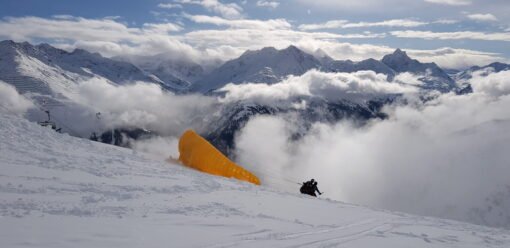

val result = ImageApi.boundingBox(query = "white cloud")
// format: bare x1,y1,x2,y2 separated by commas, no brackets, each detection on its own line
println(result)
296,0,413,11
176,0,243,19
143,23,183,33
0,16,206,61
157,3,183,9
295,40,504,69
391,30,510,42
467,13,498,22
469,70,510,97
256,0,280,9
217,70,417,104
52,15,75,20
0,15,504,70
185,14,291,30
424,0,472,6
299,19,428,31
298,20,348,31
406,47,505,69
74,78,217,136
343,19,429,28
0,81,34,116
183,28,386,55
433,19,459,24
234,69,510,228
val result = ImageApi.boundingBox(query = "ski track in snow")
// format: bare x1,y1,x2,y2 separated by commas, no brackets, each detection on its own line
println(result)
1,113,510,248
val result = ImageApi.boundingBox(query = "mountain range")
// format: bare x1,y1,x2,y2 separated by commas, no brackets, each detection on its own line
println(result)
1,39,509,155
3,40,506,98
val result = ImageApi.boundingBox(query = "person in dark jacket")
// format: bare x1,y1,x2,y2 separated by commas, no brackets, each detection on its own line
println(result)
300,179,322,197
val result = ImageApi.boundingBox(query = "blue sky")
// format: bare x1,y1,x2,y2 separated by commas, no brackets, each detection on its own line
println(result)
1,0,509,68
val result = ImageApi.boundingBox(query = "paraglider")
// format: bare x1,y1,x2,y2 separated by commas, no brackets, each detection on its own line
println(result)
178,129,261,185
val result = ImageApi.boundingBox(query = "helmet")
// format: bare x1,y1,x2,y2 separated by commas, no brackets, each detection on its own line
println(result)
311,179,315,182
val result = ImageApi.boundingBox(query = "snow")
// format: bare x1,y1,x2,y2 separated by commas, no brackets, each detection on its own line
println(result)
1,112,510,247
0,40,186,97
192,46,322,93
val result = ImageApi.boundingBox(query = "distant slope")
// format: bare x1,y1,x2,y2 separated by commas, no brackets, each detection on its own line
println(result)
1,113,509,247
192,45,322,93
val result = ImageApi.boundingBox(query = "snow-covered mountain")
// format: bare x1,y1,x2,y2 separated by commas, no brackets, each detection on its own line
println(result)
456,62,510,81
191,45,322,93
381,49,456,92
0,40,185,98
115,54,206,90
2,112,510,248
191,46,458,94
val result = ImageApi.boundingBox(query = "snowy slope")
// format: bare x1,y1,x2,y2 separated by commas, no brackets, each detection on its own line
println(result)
192,46,322,93
117,54,205,88
1,112,510,248
0,40,185,95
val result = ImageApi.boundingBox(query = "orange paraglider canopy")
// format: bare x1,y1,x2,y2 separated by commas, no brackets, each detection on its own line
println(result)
178,129,261,185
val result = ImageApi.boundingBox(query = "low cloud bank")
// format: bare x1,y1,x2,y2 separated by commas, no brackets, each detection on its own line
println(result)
0,81,34,115
218,70,418,105
235,70,510,228
74,78,218,136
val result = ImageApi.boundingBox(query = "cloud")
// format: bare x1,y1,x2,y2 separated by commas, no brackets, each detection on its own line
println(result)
299,19,429,31
176,0,243,19
298,20,348,31
157,3,183,9
143,23,183,33
185,14,291,30
296,40,505,69
182,29,386,59
73,78,217,136
0,15,504,70
256,0,280,9
0,81,34,116
391,30,510,42
234,69,510,228
424,0,472,6
466,13,498,22
469,69,510,97
405,47,506,69
0,16,208,61
433,19,459,24
296,0,414,11
217,70,418,104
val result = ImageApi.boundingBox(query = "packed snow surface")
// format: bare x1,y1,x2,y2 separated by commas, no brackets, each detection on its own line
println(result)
1,113,510,248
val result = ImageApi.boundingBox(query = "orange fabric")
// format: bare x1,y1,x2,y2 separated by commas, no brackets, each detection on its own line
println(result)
178,129,261,185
